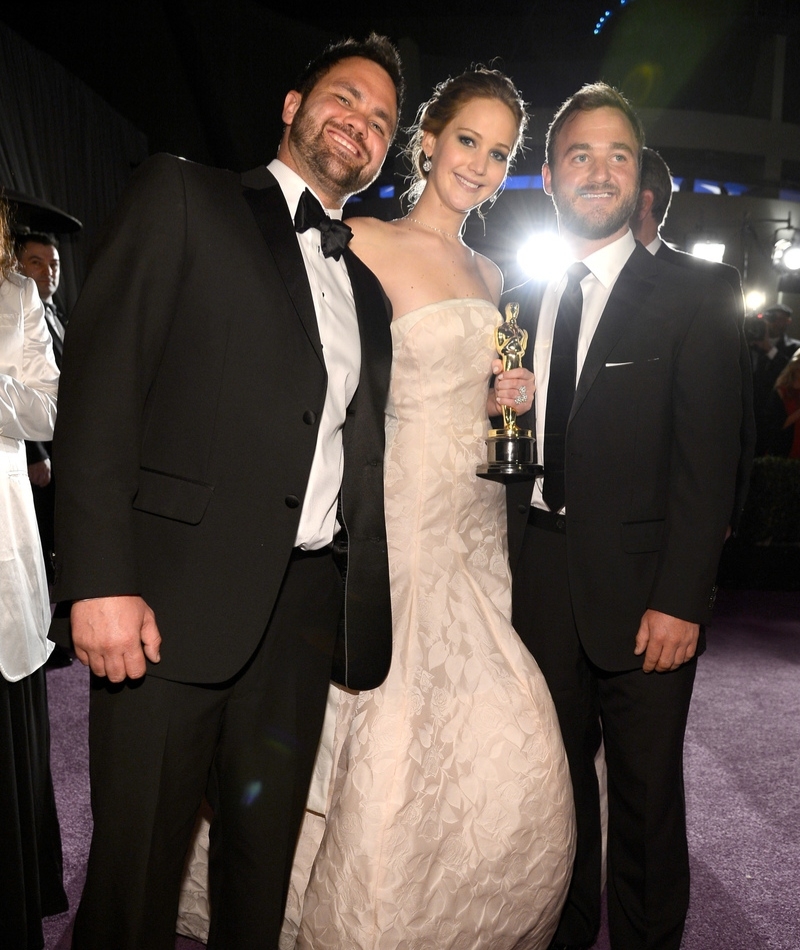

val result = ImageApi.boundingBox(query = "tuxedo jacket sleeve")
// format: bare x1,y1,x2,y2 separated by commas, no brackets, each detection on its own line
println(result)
506,245,742,670
52,154,392,686
655,242,754,532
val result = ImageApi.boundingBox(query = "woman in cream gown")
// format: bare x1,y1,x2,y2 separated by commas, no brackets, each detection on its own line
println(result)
177,69,575,950
289,69,574,950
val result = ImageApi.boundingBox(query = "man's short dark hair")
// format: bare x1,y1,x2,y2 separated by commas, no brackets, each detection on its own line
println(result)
295,33,405,134
639,148,673,227
545,82,644,167
764,304,792,319
15,230,59,256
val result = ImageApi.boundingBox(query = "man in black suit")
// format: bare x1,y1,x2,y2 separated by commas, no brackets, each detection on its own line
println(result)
52,35,403,950
630,146,755,532
763,303,800,359
507,85,742,950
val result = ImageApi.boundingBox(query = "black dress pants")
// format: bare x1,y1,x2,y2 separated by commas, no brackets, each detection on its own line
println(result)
512,523,696,950
72,548,342,950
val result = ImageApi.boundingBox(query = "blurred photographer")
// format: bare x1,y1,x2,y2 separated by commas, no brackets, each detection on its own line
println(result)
747,311,790,454
764,304,800,359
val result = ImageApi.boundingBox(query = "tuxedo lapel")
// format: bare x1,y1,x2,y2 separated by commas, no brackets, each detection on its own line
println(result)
241,169,324,362
571,245,658,421
341,249,393,436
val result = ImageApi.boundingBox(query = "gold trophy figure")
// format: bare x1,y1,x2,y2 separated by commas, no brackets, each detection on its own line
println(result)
477,302,541,482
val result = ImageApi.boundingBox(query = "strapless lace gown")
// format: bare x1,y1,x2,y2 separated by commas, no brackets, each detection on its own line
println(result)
292,299,575,950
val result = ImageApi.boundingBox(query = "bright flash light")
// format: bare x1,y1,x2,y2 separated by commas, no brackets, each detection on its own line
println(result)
745,290,766,311
516,233,570,281
783,246,800,271
691,242,725,263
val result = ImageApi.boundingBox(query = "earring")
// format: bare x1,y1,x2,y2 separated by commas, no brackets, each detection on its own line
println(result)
422,155,432,173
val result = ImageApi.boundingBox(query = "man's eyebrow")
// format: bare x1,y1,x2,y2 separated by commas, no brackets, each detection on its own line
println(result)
564,140,634,155
332,80,394,127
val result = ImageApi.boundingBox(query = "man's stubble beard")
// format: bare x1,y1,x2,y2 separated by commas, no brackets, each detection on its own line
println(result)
289,104,378,205
553,180,639,242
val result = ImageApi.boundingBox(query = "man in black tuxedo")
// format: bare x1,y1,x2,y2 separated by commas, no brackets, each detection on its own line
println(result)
507,85,742,950
52,35,403,950
630,146,755,532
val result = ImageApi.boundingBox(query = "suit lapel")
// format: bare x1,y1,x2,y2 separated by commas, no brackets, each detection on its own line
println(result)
241,168,324,361
342,248,393,416
571,244,658,420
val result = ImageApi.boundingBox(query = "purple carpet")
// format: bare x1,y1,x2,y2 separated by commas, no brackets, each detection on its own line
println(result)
42,588,800,949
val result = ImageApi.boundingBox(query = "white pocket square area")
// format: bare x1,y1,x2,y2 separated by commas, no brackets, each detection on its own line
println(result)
604,357,661,367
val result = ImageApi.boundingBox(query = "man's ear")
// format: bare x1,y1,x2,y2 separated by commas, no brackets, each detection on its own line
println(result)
282,90,302,127
542,162,553,197
637,188,655,223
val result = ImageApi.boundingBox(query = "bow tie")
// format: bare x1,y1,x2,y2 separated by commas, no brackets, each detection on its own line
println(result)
294,188,353,261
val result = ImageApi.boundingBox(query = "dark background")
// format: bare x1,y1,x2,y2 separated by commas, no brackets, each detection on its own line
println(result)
3,0,799,178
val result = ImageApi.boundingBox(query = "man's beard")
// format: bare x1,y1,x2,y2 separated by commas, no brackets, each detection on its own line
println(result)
289,104,375,203
554,184,638,241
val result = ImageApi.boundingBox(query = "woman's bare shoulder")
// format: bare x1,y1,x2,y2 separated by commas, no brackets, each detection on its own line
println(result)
474,251,504,304
345,216,397,241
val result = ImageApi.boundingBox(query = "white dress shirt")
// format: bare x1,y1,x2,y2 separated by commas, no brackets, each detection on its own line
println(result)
532,229,636,512
267,159,361,550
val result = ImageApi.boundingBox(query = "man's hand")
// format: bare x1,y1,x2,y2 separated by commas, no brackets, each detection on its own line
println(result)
71,595,161,682
28,459,52,487
634,608,699,673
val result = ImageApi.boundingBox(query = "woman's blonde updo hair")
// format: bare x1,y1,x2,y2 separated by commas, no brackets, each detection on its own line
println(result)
0,196,16,282
406,67,528,207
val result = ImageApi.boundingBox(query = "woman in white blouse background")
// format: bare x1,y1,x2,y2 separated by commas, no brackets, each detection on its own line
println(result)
0,195,66,948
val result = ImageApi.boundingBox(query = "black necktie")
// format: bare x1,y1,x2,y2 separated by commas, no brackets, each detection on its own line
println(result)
542,261,590,513
294,188,353,261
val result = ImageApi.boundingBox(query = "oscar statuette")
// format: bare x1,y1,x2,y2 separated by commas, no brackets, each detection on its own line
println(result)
477,302,541,483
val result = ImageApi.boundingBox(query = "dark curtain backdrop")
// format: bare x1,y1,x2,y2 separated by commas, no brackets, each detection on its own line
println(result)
0,21,148,313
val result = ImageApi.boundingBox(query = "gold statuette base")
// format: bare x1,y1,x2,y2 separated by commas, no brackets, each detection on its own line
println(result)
477,426,542,483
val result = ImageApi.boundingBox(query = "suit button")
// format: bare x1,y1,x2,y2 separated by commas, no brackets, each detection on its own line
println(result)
518,504,527,514
303,410,316,425
556,517,566,531
285,495,300,509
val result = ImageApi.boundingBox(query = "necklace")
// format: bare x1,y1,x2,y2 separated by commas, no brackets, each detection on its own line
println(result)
406,216,463,240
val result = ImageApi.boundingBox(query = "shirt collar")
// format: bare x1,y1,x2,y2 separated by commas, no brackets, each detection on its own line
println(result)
267,158,344,221
574,229,637,289
645,235,662,256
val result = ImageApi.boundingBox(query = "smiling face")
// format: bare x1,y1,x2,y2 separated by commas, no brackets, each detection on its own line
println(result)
422,97,518,214
280,56,398,208
543,105,640,254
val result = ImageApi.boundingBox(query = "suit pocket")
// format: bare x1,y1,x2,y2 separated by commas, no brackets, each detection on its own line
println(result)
132,468,213,525
621,518,664,553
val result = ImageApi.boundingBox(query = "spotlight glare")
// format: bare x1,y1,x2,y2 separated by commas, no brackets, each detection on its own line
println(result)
691,242,725,263
745,290,766,311
783,246,800,271
516,233,570,281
